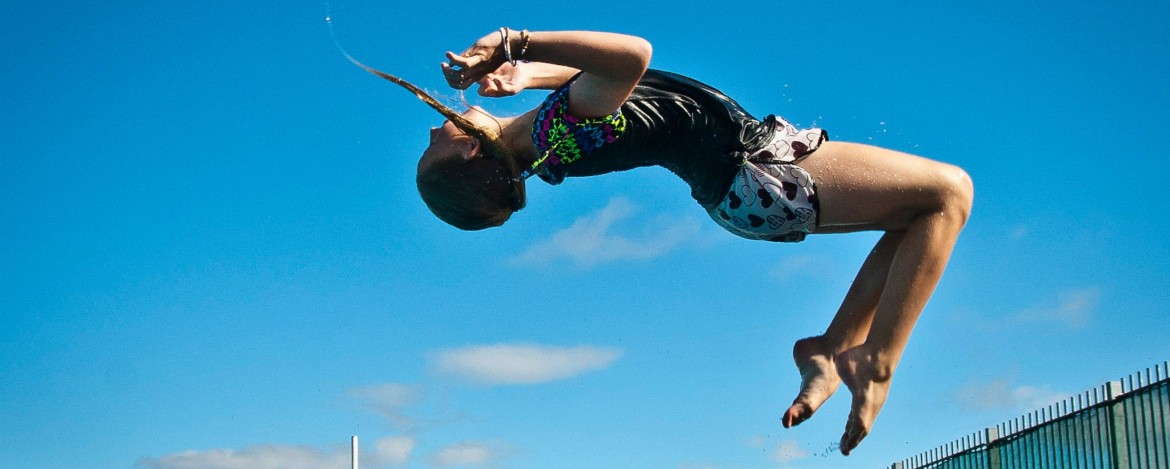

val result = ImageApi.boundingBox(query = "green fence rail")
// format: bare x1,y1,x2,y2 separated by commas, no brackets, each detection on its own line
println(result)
890,361,1170,469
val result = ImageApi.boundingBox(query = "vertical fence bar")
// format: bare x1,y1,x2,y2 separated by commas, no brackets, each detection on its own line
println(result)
1071,397,1078,468
1008,421,1017,469
967,440,973,469
1152,368,1161,468
1001,421,1010,467
1016,417,1024,469
1034,411,1043,469
972,433,979,469
1138,372,1147,467
1058,400,1068,469
1158,363,1169,469
1050,405,1059,467
1129,374,1142,468
1058,403,1066,468
1096,386,1109,469
1077,393,1087,469
1108,380,1129,469
1035,408,1045,468
1153,366,1162,469
1042,406,1050,468
1072,395,1081,469
1088,394,1096,469
1026,413,1035,469
985,426,1001,469
1048,404,1057,465
1141,368,1153,468
1067,398,1078,469
1164,361,1169,468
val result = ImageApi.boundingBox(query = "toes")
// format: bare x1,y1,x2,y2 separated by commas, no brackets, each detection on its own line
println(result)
839,424,868,455
839,409,871,455
782,403,810,428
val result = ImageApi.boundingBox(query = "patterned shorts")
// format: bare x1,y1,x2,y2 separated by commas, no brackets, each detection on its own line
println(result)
708,119,826,243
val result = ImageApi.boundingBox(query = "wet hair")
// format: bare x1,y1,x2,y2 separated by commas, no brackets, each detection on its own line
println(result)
416,149,524,231
336,56,527,229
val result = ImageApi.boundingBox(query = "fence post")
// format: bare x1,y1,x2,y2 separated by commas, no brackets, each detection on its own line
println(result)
985,426,1002,469
1106,381,1130,469
890,463,904,469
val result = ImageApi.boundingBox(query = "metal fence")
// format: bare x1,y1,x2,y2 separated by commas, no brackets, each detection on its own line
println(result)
890,361,1170,469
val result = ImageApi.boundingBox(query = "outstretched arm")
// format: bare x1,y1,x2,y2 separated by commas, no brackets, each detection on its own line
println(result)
442,29,651,118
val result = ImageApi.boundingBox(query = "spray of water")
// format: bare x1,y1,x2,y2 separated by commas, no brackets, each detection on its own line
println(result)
324,2,526,210
323,2,502,148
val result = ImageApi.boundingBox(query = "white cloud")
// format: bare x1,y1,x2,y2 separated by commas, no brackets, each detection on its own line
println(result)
1013,287,1100,330
137,444,349,469
771,440,809,463
428,441,495,468
510,197,700,268
139,437,415,469
368,436,416,467
432,343,622,385
349,383,421,427
957,377,1072,411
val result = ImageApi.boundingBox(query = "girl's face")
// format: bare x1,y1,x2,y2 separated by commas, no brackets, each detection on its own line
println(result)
422,106,496,162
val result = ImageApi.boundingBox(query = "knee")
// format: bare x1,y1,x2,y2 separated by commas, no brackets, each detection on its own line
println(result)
936,165,974,225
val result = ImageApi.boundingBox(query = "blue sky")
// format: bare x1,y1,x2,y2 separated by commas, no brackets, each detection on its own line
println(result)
2,1,1169,468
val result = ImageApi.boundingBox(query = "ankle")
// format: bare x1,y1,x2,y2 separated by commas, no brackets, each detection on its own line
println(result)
796,335,853,356
839,346,896,382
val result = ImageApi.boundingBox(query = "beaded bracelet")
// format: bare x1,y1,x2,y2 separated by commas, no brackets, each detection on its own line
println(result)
518,30,531,62
500,27,516,66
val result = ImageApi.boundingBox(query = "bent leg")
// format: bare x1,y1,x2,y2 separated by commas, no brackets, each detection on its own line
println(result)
782,230,902,428
796,142,973,454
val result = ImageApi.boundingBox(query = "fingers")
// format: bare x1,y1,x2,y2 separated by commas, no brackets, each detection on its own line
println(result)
441,51,478,89
441,43,507,91
476,76,497,97
475,76,518,98
441,62,472,90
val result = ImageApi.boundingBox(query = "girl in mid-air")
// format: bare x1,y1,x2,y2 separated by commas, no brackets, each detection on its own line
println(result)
408,29,972,455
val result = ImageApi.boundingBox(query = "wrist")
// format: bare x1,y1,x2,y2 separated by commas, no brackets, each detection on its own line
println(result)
515,29,530,63
501,28,530,65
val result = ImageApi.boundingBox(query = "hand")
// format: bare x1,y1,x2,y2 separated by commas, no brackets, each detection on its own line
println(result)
475,62,526,97
441,29,509,90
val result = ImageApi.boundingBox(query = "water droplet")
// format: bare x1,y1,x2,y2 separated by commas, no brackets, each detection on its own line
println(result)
325,16,331,21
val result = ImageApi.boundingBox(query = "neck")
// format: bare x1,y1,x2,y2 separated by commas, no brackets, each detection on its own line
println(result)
494,108,541,168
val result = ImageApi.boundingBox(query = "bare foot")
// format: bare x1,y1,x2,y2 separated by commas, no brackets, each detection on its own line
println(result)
835,346,893,456
781,337,842,428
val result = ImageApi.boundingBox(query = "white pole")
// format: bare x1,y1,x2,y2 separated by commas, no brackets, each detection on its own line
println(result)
351,435,358,469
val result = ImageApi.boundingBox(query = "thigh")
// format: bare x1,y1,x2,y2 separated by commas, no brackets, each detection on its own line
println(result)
799,141,971,233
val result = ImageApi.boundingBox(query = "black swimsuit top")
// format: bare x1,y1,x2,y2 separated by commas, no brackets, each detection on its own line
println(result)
533,69,796,209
